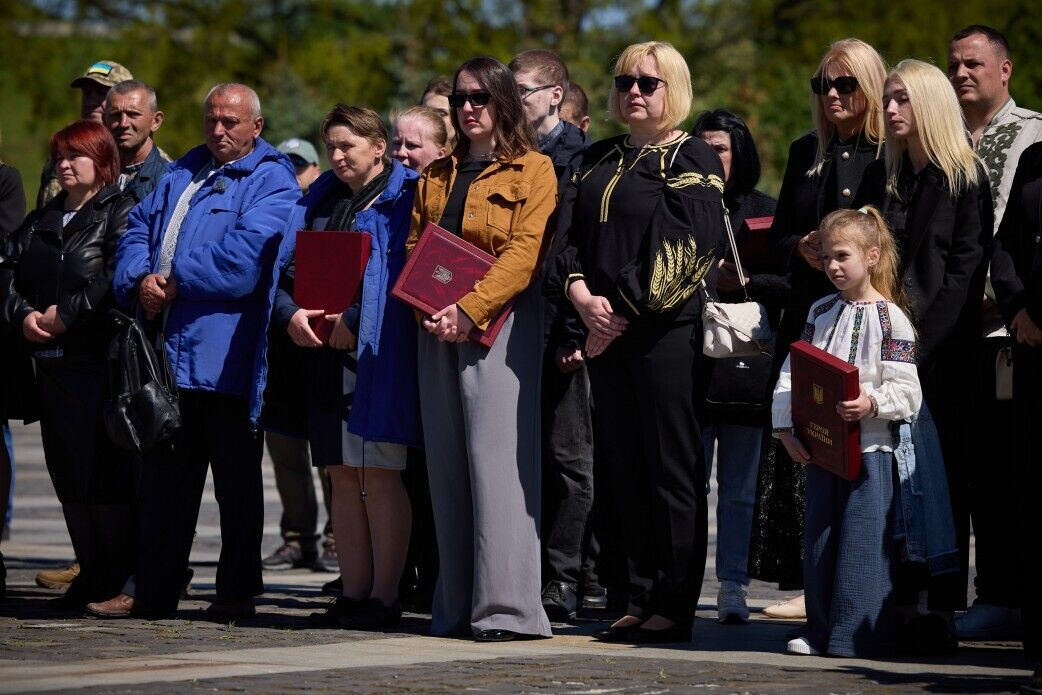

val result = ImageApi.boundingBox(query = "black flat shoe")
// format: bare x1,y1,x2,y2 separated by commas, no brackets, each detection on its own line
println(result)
474,629,519,642
627,621,692,644
340,598,402,630
593,618,644,642
309,596,362,627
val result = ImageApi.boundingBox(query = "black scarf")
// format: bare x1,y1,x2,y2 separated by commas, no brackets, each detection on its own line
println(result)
324,164,392,231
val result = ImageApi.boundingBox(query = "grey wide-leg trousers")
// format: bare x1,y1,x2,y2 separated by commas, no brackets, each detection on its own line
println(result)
418,288,551,638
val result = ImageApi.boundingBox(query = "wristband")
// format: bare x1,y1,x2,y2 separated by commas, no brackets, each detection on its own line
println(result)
868,395,879,418
772,426,794,439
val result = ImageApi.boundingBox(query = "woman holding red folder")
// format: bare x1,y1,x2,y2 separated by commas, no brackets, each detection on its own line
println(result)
267,105,422,630
406,56,558,642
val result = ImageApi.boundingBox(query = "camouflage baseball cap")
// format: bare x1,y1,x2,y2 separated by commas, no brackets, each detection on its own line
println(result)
70,60,133,89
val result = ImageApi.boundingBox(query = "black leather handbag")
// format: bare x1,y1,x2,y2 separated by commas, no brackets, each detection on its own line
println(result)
704,331,777,414
103,309,181,452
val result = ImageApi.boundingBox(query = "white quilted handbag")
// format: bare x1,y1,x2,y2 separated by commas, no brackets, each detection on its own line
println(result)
702,203,772,359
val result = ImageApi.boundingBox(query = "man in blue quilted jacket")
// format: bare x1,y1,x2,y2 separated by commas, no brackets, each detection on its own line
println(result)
107,83,298,620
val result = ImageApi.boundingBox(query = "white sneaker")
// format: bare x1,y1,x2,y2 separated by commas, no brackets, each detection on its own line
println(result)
954,603,1022,641
717,580,750,624
763,594,806,619
786,637,820,655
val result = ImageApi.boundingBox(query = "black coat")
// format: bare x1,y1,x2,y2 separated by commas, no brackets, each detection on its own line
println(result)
856,156,993,367
0,163,35,421
768,131,881,366
0,184,135,359
992,141,1042,328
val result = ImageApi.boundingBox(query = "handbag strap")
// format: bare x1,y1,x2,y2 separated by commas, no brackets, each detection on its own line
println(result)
720,202,751,303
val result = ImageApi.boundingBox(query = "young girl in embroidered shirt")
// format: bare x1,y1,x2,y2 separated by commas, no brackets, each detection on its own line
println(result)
772,206,921,657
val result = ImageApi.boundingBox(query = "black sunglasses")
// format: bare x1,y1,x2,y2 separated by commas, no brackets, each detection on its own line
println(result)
448,92,492,108
810,75,859,95
614,74,666,95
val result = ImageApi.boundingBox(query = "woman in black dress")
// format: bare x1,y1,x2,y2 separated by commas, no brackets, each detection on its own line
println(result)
750,38,887,618
549,41,724,643
0,120,135,607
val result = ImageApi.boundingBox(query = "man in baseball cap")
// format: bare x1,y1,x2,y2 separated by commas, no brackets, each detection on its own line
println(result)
35,60,135,210
71,60,134,121
276,137,321,193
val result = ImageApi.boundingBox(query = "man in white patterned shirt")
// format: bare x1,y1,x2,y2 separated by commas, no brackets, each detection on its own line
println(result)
948,23,1042,642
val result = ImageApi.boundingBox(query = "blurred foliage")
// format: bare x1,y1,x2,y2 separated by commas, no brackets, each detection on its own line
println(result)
1,0,1039,206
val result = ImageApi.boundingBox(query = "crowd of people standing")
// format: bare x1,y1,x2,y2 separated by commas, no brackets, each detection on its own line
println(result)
0,23,1040,691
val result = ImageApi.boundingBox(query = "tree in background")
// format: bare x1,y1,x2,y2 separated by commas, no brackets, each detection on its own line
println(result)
1,0,1038,206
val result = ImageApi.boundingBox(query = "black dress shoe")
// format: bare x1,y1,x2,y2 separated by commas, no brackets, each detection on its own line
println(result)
627,621,692,644
309,596,361,627
541,580,578,621
581,584,608,610
593,618,644,642
204,598,256,622
340,598,402,630
322,576,343,596
474,629,519,642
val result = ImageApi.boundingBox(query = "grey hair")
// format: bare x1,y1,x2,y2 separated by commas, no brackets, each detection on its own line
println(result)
105,79,159,113
205,83,262,120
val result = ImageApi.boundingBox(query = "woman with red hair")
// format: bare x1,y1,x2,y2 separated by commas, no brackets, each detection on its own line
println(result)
0,120,137,609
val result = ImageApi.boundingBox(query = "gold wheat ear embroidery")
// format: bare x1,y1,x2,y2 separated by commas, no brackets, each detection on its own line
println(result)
647,237,717,312
666,172,725,193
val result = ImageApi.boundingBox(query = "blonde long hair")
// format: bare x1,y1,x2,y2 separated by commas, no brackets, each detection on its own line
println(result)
808,38,887,176
884,59,982,196
819,206,909,313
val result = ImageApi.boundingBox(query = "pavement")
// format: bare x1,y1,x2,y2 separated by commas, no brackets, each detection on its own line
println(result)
0,421,1033,693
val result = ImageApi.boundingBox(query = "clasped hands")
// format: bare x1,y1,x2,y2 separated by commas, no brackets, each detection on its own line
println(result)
22,305,67,343
422,304,474,343
568,280,627,358
287,308,357,350
139,273,178,320
777,386,873,464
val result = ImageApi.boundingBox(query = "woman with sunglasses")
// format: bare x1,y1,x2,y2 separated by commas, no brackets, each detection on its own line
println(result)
855,59,990,653
749,38,887,619
406,56,558,642
547,41,725,644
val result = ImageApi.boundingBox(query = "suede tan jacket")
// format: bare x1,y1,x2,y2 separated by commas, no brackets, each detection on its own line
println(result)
406,149,558,330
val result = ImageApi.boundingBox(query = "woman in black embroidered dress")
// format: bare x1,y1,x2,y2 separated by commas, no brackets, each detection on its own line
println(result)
547,41,724,644
749,39,887,616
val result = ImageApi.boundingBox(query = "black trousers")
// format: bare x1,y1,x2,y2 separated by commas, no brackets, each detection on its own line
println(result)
587,322,709,622
1014,342,1042,661
540,355,595,586
135,390,264,615
966,337,1022,606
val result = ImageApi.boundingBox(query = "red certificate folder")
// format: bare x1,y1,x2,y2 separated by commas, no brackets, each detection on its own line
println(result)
293,230,371,343
789,340,862,480
391,222,513,348
739,216,773,270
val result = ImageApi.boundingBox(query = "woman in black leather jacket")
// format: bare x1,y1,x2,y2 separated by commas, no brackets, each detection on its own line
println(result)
0,120,136,608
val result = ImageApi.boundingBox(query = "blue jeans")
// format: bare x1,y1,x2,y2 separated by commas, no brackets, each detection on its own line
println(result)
3,424,13,530
703,420,762,584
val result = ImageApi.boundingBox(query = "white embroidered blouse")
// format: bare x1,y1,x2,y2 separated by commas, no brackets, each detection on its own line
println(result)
772,294,923,453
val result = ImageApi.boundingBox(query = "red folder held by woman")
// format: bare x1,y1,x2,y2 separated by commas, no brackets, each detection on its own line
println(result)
293,230,371,343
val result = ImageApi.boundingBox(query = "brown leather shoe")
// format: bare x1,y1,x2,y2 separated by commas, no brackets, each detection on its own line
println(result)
86,593,135,618
36,562,80,590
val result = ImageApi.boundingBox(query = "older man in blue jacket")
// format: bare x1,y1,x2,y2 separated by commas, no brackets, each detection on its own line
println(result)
108,83,298,620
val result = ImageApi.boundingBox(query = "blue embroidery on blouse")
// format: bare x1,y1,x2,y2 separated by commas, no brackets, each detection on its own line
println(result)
878,301,917,363
800,323,815,342
847,305,865,364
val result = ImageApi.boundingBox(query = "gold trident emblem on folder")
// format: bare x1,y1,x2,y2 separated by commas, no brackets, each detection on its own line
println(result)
813,384,824,405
